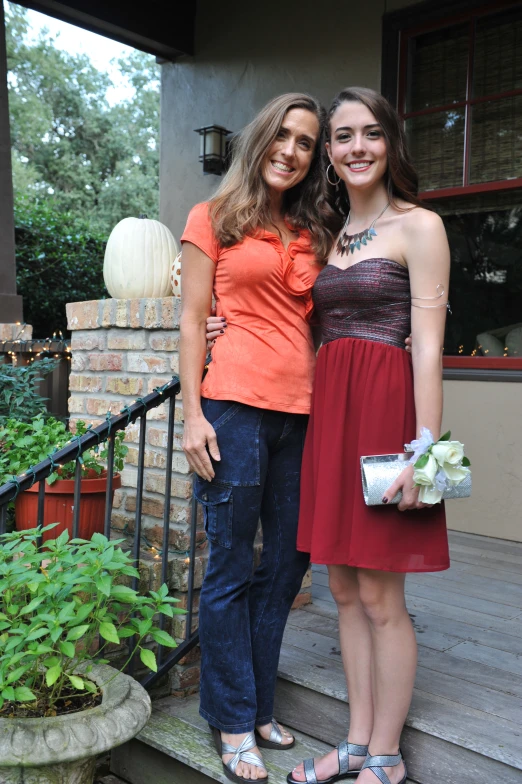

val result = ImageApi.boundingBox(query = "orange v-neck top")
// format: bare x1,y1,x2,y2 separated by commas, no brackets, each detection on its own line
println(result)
181,202,322,414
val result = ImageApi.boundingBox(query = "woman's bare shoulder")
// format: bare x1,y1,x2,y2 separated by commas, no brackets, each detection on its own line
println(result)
398,204,444,235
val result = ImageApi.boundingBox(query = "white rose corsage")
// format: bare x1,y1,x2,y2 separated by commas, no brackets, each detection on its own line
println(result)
407,427,471,504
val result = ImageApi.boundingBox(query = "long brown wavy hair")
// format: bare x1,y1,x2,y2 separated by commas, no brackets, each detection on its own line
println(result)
209,93,339,260
326,86,424,217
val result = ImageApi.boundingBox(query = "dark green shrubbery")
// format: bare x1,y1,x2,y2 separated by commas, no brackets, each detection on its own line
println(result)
0,358,60,425
15,198,108,337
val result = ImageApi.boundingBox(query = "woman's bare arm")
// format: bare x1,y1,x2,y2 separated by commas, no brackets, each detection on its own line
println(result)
385,209,450,510
408,209,449,440
179,242,221,481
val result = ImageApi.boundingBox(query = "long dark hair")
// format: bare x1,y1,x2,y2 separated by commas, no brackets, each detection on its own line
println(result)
326,86,424,217
210,93,339,260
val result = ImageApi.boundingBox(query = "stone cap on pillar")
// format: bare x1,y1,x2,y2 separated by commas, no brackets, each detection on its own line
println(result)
0,322,32,341
66,298,181,331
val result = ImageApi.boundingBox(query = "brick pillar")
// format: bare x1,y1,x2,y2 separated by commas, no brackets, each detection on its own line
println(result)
66,296,311,693
66,296,201,695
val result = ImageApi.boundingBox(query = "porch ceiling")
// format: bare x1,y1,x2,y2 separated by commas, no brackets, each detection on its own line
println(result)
12,0,196,59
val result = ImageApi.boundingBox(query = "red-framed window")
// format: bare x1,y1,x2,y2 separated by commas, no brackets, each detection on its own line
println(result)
399,1,522,200
395,1,522,369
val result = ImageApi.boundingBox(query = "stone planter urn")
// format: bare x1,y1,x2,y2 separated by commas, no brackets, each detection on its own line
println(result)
0,664,151,784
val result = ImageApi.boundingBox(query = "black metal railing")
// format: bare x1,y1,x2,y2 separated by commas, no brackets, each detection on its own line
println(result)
0,375,199,688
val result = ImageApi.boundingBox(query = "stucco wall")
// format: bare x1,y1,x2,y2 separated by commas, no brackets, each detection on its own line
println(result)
159,0,522,544
442,380,522,542
160,0,417,240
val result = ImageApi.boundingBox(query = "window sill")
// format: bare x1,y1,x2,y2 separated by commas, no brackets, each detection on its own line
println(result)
443,356,522,382
443,357,522,370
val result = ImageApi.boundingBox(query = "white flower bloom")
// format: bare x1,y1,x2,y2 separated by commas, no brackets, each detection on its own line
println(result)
418,484,444,504
413,453,438,486
443,463,470,485
431,440,465,467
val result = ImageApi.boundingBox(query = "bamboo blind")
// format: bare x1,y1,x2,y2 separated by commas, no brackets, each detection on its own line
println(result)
470,95,522,184
407,24,468,112
407,111,465,190
473,10,522,97
406,7,522,192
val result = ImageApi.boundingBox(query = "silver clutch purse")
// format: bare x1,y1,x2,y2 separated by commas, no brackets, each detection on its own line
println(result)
360,452,472,506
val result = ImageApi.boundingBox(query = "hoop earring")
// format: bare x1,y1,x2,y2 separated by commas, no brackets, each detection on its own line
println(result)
326,163,341,187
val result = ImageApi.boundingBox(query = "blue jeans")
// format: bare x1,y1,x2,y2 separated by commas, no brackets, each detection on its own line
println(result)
195,398,310,733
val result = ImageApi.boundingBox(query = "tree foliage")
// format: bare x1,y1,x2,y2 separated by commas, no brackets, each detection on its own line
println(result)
14,197,107,336
4,3,161,336
5,2,160,236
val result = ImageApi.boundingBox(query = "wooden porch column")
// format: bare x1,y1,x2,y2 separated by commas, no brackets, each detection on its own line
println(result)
0,2,22,323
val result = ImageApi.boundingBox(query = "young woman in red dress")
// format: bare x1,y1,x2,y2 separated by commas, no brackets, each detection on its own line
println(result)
287,88,450,784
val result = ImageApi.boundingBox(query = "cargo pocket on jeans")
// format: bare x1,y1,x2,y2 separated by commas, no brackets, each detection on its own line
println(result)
194,481,233,549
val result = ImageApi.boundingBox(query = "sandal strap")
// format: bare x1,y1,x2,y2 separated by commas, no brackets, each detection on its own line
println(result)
362,753,403,784
269,719,283,744
222,732,265,774
337,741,369,775
303,757,318,784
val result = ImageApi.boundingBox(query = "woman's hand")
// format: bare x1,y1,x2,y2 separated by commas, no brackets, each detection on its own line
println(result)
383,464,431,511
183,414,221,481
405,334,412,353
206,315,226,343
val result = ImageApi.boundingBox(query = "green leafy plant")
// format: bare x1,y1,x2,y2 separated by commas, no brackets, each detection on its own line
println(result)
0,358,60,424
0,527,183,717
0,415,128,488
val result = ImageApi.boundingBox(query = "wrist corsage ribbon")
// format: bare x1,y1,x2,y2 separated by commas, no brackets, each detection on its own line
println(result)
406,427,471,505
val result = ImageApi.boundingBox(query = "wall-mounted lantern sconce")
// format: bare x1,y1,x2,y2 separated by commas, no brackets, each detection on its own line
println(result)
194,124,232,175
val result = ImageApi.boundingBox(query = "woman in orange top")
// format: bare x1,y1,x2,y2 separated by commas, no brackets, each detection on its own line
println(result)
179,93,339,784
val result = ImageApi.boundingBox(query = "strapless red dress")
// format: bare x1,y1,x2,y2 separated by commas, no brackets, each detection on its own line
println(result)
297,259,450,572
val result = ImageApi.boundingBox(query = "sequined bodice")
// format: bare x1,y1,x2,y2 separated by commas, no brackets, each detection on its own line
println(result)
313,259,411,350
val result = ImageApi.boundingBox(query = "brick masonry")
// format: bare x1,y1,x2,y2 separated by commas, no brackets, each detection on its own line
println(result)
66,296,311,696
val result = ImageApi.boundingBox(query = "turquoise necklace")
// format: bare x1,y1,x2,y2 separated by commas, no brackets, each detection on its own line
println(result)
336,202,390,257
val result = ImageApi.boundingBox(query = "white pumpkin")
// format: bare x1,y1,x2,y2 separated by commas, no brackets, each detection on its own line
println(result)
170,251,182,297
103,215,179,299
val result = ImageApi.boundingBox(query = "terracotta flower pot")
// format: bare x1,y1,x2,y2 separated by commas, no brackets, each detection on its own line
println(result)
15,471,121,541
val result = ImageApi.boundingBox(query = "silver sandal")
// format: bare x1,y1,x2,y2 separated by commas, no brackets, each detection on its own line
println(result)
361,752,407,784
286,740,368,784
211,726,268,784
256,719,296,750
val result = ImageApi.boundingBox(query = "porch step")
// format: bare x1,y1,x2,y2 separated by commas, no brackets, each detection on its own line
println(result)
274,610,522,784
112,694,402,784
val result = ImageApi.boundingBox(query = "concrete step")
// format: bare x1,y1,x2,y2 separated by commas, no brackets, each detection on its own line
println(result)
96,777,127,784
274,634,522,784
111,693,416,784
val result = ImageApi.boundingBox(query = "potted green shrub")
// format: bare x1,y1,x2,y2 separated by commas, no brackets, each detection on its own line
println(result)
0,526,183,783
0,415,127,540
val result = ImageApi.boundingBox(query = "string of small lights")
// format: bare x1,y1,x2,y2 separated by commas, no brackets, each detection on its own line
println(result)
0,327,71,365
